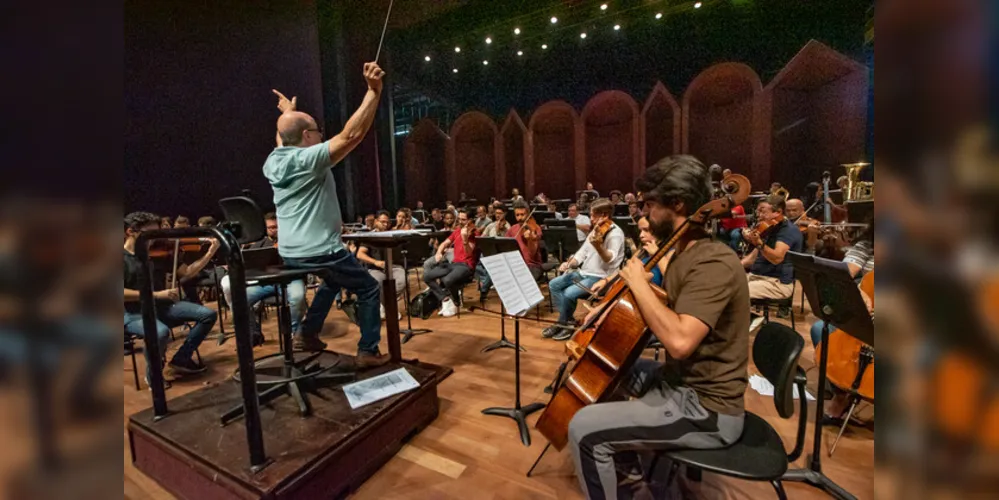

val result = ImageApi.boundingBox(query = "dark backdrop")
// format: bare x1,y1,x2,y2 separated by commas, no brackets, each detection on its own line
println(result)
126,0,326,220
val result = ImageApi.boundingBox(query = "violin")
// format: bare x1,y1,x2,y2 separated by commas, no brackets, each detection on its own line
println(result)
590,217,614,245
747,213,786,239
514,207,542,240
147,237,210,259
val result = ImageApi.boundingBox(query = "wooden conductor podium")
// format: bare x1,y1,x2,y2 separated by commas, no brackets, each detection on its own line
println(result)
128,229,452,499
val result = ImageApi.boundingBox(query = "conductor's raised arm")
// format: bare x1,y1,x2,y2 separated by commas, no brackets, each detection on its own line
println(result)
327,62,384,165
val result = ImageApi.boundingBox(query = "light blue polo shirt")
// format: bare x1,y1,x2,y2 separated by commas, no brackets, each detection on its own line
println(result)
262,142,343,258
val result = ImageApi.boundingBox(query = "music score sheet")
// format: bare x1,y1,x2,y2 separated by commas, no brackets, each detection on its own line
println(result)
480,251,544,317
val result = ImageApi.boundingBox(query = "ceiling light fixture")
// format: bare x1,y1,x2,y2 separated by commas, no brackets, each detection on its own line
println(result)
454,46,461,53
600,3,608,10
541,43,548,50
482,60,489,65
694,2,702,8
580,32,587,39
424,55,431,62
550,16,558,24
514,27,521,35
655,12,663,19
485,37,492,44
517,50,523,56
453,68,458,73
613,24,621,31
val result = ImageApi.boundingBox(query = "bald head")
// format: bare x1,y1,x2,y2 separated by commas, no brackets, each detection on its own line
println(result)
277,111,318,147
785,198,804,219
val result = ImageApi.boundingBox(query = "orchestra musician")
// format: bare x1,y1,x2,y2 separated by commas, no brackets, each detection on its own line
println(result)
423,208,478,318
394,208,414,231
219,211,304,347
588,215,668,293
123,211,219,384
741,195,803,304
567,203,592,242
173,215,191,228
567,156,749,499
264,61,389,368
543,198,624,341
474,205,491,230
507,200,545,280
356,210,407,320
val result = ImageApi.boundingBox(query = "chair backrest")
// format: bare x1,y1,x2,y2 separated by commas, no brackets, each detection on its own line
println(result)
219,196,266,245
752,322,804,419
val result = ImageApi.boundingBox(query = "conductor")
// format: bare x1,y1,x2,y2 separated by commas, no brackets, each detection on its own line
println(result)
263,62,389,368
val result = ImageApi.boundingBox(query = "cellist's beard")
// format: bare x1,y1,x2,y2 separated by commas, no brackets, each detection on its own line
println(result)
649,216,675,241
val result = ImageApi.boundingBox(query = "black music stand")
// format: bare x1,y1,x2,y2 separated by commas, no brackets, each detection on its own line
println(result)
478,236,546,446
542,227,581,265
613,203,630,217
612,217,640,244
476,237,524,353
531,211,556,225
399,234,433,343
781,251,873,500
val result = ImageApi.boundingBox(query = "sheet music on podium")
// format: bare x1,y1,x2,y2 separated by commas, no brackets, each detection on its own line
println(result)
480,251,544,316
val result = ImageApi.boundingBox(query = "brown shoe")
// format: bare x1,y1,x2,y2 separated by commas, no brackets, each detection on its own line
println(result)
355,351,391,369
293,335,327,352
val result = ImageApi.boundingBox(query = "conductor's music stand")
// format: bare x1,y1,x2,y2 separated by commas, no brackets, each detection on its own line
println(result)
781,251,873,500
477,236,545,446
476,237,524,353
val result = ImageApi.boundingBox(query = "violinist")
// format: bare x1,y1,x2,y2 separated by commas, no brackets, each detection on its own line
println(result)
173,216,191,228
481,204,510,237
423,208,478,318
741,195,803,302
473,205,491,230
394,208,414,230
506,200,545,279
543,198,624,341
588,215,668,294
123,211,219,384
567,156,748,499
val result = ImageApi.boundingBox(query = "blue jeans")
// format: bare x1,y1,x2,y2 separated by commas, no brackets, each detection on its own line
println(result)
283,249,381,355
550,271,601,324
124,300,217,375
810,320,835,348
717,228,743,252
222,276,306,335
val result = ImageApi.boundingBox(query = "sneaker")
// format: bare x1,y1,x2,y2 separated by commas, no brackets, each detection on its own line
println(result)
750,315,766,333
293,335,328,352
168,357,207,375
356,350,391,369
541,325,561,339
144,375,172,390
441,298,457,318
777,306,791,319
552,326,575,341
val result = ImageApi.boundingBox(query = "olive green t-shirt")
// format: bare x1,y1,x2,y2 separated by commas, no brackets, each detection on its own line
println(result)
661,239,749,415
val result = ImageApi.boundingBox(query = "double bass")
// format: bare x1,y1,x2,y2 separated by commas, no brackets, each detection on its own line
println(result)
535,174,751,449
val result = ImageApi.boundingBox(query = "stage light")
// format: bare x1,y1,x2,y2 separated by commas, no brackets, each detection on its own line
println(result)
485,37,492,44
424,55,431,62
514,27,521,35
600,3,608,10
453,68,458,73
454,46,461,53
694,2,702,8
613,24,621,31
655,12,663,19
580,32,587,39
550,16,558,24
541,43,548,50
517,50,523,56
483,60,489,65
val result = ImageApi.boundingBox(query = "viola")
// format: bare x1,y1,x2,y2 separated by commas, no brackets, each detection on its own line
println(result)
535,174,751,450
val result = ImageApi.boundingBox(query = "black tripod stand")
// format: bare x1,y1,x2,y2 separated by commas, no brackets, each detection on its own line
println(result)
399,247,432,343
481,318,545,446
781,252,873,500
478,303,524,352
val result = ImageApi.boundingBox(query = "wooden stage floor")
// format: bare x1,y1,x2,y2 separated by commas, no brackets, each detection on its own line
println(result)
124,277,874,499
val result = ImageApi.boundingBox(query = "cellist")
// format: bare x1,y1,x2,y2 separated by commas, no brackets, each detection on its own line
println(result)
567,156,750,500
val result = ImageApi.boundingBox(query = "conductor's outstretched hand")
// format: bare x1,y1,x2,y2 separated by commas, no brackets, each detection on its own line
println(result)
364,62,385,93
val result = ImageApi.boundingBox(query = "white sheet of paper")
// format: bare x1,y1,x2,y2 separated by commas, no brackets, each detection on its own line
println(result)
342,367,421,409
748,374,815,401
481,253,529,315
504,252,544,309
346,229,430,238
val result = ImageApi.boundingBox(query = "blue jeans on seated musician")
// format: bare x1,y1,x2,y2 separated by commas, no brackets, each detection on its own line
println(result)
716,227,743,253
123,300,216,376
221,275,305,338
549,271,602,325
283,249,381,355
810,319,836,348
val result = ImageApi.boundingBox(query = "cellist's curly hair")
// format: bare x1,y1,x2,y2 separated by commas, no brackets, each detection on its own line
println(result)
124,211,160,231
634,155,712,217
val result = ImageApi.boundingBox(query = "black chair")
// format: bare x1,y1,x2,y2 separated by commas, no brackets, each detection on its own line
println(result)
125,330,140,390
751,278,797,331
644,323,808,499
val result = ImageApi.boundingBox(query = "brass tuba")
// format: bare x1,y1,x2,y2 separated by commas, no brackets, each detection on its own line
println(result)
770,186,790,201
841,162,874,201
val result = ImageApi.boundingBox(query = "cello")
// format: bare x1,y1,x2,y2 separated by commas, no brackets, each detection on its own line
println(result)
813,271,875,402
535,174,751,450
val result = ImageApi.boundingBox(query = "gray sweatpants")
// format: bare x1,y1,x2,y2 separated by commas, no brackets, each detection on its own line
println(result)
568,359,745,499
